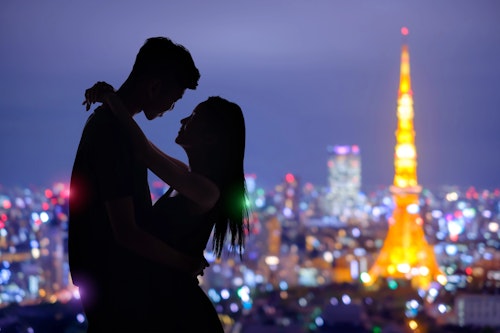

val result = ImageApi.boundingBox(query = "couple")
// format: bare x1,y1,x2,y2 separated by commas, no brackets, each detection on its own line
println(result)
69,37,249,332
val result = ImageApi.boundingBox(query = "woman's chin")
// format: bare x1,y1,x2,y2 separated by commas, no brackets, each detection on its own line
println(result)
143,110,158,120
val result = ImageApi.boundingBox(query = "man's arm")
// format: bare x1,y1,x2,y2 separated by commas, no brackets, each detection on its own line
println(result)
105,196,203,274
91,113,205,275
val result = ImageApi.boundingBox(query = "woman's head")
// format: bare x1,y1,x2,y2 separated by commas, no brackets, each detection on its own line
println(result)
176,96,249,258
176,97,245,160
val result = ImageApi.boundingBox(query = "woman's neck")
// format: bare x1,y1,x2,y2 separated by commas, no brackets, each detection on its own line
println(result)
187,150,216,179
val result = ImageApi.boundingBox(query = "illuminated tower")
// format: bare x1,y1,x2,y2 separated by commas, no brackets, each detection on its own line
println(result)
265,216,281,286
266,216,281,257
280,173,302,246
364,28,445,290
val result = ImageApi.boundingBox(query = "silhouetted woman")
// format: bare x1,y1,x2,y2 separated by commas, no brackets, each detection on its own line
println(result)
84,82,249,332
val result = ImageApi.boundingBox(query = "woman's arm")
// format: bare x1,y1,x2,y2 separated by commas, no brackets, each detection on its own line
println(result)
147,141,220,211
99,90,220,211
149,142,189,171
100,92,150,159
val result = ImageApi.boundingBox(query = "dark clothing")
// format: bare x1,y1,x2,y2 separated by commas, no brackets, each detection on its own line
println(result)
146,194,224,333
69,106,223,332
151,194,215,257
69,106,153,332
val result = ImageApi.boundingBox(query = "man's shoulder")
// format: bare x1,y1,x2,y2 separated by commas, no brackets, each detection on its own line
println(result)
84,106,122,134
86,106,114,125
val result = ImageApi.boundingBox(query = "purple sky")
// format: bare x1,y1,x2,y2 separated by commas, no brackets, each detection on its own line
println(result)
1,1,500,191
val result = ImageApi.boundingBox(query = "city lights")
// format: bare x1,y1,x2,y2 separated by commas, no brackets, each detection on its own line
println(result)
0,25,498,333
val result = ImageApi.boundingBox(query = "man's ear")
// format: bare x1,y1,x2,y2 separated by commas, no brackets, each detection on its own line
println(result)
147,79,162,98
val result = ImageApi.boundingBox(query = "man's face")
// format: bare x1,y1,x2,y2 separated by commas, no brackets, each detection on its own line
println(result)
143,82,186,120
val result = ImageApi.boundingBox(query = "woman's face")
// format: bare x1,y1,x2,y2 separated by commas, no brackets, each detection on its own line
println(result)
175,103,213,148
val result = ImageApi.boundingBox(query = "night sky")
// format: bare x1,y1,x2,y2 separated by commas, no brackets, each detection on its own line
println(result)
1,1,500,191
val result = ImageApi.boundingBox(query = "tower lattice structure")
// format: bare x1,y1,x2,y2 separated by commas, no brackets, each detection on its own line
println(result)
365,28,445,290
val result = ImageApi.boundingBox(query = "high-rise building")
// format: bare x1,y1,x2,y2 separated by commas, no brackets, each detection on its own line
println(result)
282,173,300,221
364,28,446,290
324,145,361,218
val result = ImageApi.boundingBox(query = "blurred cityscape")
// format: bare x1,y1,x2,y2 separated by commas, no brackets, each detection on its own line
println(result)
0,160,499,332
2,31,500,333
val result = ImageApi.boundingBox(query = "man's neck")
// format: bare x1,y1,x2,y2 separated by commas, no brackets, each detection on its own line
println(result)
116,82,142,116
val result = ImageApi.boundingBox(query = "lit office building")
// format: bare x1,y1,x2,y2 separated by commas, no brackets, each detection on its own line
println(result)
324,145,361,218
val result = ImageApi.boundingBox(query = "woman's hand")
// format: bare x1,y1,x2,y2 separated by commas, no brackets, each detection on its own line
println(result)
82,81,115,111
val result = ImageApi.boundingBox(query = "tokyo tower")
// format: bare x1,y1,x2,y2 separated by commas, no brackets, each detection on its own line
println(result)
364,28,446,290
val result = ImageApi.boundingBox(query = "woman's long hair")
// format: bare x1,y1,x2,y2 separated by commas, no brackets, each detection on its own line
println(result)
201,97,249,259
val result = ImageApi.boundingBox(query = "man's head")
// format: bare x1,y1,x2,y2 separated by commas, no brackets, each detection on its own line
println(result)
128,37,200,120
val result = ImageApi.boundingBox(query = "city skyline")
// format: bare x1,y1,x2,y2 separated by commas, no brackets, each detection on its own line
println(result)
1,1,500,190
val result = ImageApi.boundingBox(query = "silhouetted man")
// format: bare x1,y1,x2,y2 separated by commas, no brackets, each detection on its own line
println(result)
69,37,200,332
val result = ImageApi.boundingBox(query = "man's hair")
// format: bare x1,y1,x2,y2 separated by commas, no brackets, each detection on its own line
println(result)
130,37,200,90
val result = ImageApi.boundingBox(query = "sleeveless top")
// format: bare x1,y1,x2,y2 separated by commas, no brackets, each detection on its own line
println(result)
150,193,216,258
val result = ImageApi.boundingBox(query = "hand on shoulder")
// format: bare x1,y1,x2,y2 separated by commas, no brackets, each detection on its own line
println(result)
82,81,115,111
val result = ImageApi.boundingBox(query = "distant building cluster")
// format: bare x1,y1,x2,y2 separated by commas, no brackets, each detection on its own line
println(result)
0,183,71,305
1,166,500,330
